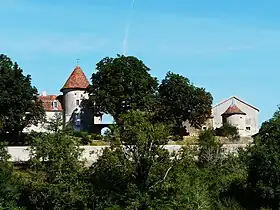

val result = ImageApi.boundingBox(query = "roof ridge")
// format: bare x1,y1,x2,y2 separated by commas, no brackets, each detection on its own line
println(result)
60,65,89,91
213,96,259,111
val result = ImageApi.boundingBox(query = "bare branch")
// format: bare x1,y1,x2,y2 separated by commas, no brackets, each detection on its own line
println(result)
149,165,173,190
149,140,154,153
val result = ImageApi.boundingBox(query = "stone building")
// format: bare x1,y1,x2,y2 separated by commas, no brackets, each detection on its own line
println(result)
25,65,259,137
212,96,259,137
23,92,63,133
60,65,102,131
24,65,102,133
184,96,259,137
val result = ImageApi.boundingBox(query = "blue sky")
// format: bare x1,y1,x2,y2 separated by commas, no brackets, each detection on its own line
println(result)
1,0,280,124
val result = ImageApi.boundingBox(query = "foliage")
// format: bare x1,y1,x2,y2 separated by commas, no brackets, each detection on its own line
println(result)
88,55,158,121
0,107,279,209
155,72,213,135
244,107,280,209
44,112,63,133
90,110,180,209
198,129,223,167
214,123,240,141
2,53,280,209
0,142,25,209
19,133,91,210
67,131,105,145
0,54,45,135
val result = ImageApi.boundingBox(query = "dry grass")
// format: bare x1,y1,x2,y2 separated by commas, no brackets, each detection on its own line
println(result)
86,136,252,146
168,136,252,145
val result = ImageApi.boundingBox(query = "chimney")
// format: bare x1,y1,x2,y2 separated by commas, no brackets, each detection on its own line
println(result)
42,90,47,96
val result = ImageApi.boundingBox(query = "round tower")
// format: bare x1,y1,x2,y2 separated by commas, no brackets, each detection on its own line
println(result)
221,104,246,135
60,65,91,130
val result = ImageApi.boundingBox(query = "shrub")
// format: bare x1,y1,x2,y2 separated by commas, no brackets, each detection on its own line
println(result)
214,124,239,141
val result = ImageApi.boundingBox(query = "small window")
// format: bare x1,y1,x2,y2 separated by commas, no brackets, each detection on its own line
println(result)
246,118,251,125
53,101,58,108
246,127,251,131
81,94,83,97
76,100,80,106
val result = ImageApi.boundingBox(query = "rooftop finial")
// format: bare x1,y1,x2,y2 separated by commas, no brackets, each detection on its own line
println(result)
76,58,80,65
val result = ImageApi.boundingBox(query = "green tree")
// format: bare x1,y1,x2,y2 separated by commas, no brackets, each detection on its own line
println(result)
0,142,25,209
19,133,91,210
156,72,213,135
0,54,45,136
244,107,280,209
44,112,63,133
88,55,158,122
198,129,223,167
214,123,240,141
90,110,181,209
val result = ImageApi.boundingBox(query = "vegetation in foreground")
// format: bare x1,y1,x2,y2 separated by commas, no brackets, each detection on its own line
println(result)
0,109,279,209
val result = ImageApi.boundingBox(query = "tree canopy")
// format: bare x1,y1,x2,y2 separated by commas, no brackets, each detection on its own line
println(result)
1,107,280,209
155,72,213,134
89,56,213,135
0,54,45,135
88,55,158,121
244,107,280,209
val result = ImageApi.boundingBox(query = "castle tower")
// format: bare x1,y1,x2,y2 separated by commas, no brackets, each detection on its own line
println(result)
60,65,100,131
221,104,246,136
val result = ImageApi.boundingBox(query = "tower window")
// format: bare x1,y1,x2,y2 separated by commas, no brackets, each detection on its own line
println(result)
246,127,251,131
76,100,80,106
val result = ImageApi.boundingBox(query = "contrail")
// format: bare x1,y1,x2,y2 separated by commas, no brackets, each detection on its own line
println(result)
123,0,135,55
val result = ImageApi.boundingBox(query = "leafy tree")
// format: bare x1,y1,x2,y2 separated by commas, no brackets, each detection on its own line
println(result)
44,112,63,133
0,54,45,135
90,110,181,209
156,72,213,135
214,123,239,141
19,133,91,210
244,107,280,209
0,142,25,209
88,55,158,122
198,129,223,167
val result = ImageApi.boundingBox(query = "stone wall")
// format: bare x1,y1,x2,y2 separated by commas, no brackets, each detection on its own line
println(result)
7,144,249,165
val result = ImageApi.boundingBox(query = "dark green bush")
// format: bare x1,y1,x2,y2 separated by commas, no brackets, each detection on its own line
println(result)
214,123,239,141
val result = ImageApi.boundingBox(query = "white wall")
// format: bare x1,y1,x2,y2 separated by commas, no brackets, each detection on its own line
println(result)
212,97,259,136
62,89,102,129
63,89,88,123
23,111,62,133
7,144,248,165
226,114,246,136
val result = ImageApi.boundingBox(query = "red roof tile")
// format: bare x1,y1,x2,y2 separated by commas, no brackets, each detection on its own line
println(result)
60,65,89,91
39,95,63,112
222,104,246,116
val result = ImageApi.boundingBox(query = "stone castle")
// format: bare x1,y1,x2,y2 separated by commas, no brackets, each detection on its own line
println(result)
25,65,259,137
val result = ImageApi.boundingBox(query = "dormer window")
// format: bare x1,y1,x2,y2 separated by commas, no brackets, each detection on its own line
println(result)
53,100,58,108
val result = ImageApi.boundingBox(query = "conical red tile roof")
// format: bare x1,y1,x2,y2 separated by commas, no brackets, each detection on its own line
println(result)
222,104,246,116
60,65,89,91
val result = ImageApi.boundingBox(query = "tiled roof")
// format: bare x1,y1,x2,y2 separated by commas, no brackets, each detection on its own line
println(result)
60,65,89,91
39,95,63,111
222,104,246,116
